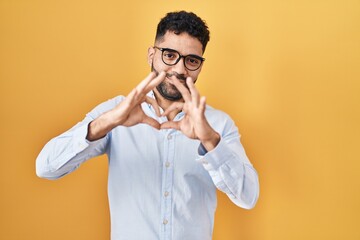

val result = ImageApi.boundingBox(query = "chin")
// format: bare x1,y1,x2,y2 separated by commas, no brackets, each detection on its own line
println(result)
156,82,182,101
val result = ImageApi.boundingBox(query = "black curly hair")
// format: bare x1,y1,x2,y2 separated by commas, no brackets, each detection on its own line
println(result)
155,11,210,52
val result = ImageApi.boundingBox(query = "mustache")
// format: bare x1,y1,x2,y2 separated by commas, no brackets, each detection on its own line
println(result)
151,65,187,81
165,72,187,81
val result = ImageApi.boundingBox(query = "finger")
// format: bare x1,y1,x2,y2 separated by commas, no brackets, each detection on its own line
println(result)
142,115,161,129
124,72,165,114
186,77,200,106
143,71,166,93
199,96,207,114
162,102,184,117
123,88,139,108
160,120,181,130
170,78,191,102
144,96,161,117
126,87,137,100
135,71,157,94
126,73,156,105
135,71,166,97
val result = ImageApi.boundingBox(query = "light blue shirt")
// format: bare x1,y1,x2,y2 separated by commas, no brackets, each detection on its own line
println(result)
36,92,259,240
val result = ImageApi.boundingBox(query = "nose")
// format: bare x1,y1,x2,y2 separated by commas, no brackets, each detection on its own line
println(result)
171,57,187,75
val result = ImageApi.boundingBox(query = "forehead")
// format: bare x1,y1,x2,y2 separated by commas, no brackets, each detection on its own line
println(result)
156,31,203,56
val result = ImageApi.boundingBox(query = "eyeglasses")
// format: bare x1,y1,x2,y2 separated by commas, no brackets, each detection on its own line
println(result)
154,46,205,71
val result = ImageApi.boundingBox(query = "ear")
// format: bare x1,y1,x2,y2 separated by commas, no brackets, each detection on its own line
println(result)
147,47,155,66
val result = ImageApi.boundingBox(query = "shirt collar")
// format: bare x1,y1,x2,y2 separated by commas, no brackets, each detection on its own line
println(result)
146,90,185,121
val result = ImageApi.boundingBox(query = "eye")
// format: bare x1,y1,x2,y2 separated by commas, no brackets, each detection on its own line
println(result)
186,57,200,66
163,51,177,60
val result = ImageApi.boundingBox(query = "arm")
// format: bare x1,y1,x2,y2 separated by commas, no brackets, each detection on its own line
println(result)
36,72,166,180
35,98,117,180
161,77,259,209
197,116,259,209
86,72,166,141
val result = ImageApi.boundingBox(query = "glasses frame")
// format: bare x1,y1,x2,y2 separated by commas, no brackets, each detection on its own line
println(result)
154,46,205,71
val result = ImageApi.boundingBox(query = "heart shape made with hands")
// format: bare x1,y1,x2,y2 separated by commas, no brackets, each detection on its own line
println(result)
118,71,216,145
87,71,218,150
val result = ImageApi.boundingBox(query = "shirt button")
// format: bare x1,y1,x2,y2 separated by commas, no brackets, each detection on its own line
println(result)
202,160,209,165
163,219,168,225
164,191,169,197
165,161,170,168
167,135,172,140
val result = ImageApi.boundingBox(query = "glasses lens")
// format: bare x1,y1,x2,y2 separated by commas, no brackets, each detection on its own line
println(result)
185,56,202,70
159,47,203,71
162,50,179,65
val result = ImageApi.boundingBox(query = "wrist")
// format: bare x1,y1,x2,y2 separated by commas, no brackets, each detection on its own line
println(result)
201,131,220,152
86,111,118,141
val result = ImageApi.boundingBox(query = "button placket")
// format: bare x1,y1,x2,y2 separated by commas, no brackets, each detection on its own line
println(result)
160,130,176,240
165,161,170,168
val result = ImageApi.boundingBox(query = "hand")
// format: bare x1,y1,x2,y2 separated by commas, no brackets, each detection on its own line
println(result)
87,71,166,141
160,77,220,151
111,71,165,128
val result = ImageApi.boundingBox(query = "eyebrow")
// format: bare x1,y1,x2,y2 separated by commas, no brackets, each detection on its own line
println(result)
158,47,204,59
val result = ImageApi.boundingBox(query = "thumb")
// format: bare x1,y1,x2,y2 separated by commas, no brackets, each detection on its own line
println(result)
142,116,161,130
160,121,180,130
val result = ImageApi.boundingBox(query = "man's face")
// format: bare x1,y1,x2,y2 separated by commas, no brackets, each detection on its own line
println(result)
148,31,204,101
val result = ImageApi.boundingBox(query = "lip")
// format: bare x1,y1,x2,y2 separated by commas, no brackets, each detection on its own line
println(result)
166,72,174,78
166,74,178,82
166,76,186,86
166,75,178,83
166,72,187,81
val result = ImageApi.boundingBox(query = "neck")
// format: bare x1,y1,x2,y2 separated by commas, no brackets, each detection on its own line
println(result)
153,89,182,121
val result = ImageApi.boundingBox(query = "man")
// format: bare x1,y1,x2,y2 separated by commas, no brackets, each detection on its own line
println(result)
36,11,259,240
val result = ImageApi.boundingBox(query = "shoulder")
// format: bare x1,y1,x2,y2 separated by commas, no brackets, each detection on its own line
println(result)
204,104,233,123
86,95,125,120
204,105,239,136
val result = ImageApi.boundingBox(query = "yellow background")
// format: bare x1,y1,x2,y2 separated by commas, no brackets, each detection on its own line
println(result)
1,0,359,239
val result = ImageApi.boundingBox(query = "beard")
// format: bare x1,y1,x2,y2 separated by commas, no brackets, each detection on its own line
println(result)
151,64,187,101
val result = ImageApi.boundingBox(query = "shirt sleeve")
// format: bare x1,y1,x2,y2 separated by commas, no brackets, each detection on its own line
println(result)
35,96,123,180
196,112,260,209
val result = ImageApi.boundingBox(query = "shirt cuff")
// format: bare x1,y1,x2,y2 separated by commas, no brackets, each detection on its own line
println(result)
49,123,91,171
74,121,108,150
196,137,239,171
196,138,246,171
